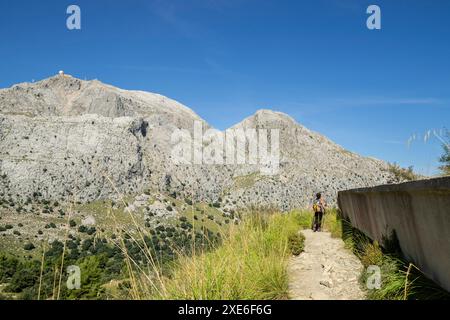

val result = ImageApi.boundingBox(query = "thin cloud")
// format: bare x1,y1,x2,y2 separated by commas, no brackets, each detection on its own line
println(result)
145,0,250,39
105,64,210,75
288,97,448,110
145,0,206,39
383,140,405,145
331,97,446,106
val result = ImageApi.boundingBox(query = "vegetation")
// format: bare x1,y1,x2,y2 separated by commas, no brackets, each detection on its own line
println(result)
288,232,305,256
23,243,35,251
145,210,304,299
2,188,448,301
438,130,450,175
323,210,450,300
388,162,419,182
0,211,222,300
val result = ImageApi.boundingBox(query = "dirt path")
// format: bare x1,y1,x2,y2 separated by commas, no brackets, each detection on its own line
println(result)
288,229,366,300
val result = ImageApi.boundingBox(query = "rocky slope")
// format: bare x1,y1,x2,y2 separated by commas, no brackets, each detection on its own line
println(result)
0,73,396,211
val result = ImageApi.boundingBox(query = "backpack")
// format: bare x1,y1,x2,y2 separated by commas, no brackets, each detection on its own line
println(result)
313,200,323,213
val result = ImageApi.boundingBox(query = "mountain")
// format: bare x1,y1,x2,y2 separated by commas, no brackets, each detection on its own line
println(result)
0,73,395,212
226,109,393,210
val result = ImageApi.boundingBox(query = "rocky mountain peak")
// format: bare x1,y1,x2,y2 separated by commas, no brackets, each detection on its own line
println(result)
232,109,298,130
0,74,203,124
0,75,396,210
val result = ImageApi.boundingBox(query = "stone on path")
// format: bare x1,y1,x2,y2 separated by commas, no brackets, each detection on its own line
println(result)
288,229,365,300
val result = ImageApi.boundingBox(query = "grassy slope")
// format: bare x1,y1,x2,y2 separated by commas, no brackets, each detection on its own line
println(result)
3,199,448,300
137,210,305,300
0,193,234,299
0,193,229,257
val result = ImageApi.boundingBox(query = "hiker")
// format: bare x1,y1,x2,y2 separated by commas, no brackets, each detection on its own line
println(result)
312,193,326,232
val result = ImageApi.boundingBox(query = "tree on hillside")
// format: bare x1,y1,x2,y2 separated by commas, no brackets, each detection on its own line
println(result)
438,130,450,175
388,163,418,182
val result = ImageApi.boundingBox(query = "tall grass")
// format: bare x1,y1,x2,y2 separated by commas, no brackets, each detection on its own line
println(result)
292,207,342,237
141,210,304,300
97,173,306,300
324,210,450,300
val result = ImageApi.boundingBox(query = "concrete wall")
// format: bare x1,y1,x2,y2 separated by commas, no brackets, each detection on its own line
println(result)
337,176,450,292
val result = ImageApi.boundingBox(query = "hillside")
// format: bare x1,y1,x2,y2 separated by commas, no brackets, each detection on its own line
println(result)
0,73,395,214
0,73,399,300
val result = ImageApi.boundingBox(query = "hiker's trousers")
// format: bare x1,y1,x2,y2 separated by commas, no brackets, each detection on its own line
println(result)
313,212,323,231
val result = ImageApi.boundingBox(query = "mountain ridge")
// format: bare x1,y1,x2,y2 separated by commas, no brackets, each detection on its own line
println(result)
0,73,397,211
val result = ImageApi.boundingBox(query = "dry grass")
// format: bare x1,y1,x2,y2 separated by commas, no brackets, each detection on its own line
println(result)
116,210,305,300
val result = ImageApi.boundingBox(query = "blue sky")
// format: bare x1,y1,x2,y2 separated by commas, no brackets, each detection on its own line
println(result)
0,0,449,175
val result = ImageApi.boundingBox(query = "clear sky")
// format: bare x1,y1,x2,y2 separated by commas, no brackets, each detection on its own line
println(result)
0,0,449,175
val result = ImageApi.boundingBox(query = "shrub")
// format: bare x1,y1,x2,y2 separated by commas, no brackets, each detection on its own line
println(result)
23,243,35,251
360,241,383,268
81,239,93,251
388,163,419,182
86,227,96,235
438,130,450,175
288,232,305,256
156,225,165,232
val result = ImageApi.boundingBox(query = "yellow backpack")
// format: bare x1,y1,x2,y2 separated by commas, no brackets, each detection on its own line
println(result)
313,200,322,213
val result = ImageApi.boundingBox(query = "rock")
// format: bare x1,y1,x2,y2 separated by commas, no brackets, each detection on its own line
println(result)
0,75,397,209
81,215,96,226
319,279,333,288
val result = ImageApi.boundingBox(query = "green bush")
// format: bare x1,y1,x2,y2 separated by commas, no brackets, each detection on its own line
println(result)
288,232,305,256
23,243,35,251
86,227,96,235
